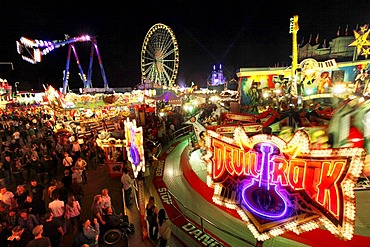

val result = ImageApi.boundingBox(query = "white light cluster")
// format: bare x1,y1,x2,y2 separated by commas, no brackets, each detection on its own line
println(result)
310,149,333,156
298,221,320,232
210,183,238,209
34,39,54,48
341,180,356,199
20,37,36,47
21,56,36,64
206,176,213,187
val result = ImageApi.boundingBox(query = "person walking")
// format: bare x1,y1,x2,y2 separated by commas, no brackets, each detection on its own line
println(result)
71,141,81,163
2,155,12,186
42,155,54,185
17,209,40,236
43,212,64,247
75,156,88,184
20,127,28,146
22,154,32,182
91,194,106,226
65,194,81,234
14,185,29,210
30,179,46,218
62,152,73,172
101,188,113,213
11,158,23,186
120,167,134,207
71,166,83,186
27,225,52,247
89,141,99,170
145,196,159,241
32,156,45,185
48,192,66,234
0,186,17,210
158,208,172,247
69,178,84,207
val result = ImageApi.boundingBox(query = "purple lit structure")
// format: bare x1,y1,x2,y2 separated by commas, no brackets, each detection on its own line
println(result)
210,64,225,86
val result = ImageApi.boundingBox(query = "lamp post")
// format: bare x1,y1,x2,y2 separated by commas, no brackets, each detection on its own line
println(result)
14,82,19,97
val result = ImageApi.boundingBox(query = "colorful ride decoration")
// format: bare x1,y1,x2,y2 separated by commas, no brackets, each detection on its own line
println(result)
17,35,109,94
204,126,366,242
124,118,145,178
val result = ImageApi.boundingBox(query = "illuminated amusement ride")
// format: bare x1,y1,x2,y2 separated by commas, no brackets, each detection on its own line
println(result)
16,34,109,94
141,23,179,88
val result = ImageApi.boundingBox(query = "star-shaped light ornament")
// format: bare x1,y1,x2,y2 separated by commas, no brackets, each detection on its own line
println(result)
359,24,369,33
349,29,370,56
361,48,370,58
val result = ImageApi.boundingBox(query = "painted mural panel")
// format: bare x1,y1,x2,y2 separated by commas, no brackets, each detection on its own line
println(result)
239,59,370,108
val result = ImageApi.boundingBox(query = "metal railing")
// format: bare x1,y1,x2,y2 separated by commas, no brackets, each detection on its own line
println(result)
152,124,194,158
166,189,255,246
171,124,194,140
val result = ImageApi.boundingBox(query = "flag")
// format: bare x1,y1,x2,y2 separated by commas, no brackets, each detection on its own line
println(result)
315,33,319,44
300,37,304,46
337,26,341,36
308,34,312,44
356,23,359,31
323,39,326,48
345,24,348,36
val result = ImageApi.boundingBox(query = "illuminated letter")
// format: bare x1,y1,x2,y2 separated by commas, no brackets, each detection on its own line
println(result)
248,151,259,177
304,161,323,199
224,145,235,176
212,139,225,179
316,161,344,216
234,149,244,176
271,156,288,185
288,159,306,190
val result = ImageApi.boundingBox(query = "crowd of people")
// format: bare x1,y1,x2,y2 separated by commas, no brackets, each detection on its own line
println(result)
0,101,184,247
0,104,123,246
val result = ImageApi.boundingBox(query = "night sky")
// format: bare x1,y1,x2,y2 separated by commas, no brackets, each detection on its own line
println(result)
1,0,370,91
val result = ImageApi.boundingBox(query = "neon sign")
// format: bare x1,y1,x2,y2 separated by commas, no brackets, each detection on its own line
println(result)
242,143,288,219
205,126,365,241
124,118,145,178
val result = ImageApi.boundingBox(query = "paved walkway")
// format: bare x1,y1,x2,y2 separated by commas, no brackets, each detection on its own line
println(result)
61,164,127,246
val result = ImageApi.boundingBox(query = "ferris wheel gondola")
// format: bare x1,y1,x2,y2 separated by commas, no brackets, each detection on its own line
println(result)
141,23,179,87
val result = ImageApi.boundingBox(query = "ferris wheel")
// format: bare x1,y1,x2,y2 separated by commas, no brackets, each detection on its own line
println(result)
141,23,179,87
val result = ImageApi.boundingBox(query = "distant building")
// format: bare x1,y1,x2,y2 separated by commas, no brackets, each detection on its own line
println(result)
299,36,356,62
208,64,226,92
209,64,226,86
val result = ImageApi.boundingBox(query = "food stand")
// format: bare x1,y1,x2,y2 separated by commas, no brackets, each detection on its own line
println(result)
96,136,126,179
